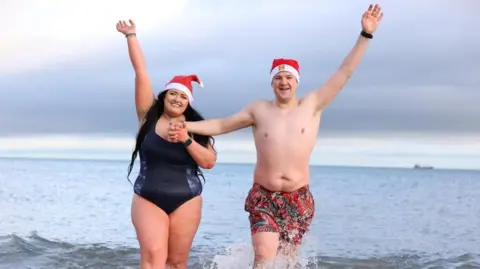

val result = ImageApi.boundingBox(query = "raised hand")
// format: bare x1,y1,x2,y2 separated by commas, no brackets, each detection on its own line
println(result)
116,19,136,35
362,4,383,34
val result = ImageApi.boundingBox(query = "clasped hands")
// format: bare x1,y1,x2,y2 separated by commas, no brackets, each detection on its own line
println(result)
167,121,190,143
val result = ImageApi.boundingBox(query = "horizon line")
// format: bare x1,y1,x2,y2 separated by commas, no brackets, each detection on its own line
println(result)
1,156,478,173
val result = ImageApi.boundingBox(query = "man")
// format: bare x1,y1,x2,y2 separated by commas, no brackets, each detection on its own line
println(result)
170,4,383,268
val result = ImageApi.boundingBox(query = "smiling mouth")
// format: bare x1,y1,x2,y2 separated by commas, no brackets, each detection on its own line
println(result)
279,88,290,92
171,103,181,107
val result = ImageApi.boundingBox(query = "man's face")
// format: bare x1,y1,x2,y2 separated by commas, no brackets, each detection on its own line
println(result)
271,71,298,103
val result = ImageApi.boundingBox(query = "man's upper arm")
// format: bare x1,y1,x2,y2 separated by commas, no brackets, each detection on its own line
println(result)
220,103,255,133
306,69,350,112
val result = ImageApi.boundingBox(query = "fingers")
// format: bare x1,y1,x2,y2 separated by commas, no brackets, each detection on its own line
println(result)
176,121,185,129
368,4,381,18
168,135,178,142
364,4,383,22
167,121,181,142
167,121,189,143
168,121,176,132
377,12,384,22
116,20,134,29
367,4,373,13
168,128,177,137
373,5,381,19
168,128,178,142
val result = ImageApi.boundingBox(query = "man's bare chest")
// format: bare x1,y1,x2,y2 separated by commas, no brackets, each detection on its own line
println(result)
254,112,319,141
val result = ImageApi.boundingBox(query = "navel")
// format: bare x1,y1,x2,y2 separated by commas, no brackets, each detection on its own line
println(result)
264,132,268,138
301,128,305,134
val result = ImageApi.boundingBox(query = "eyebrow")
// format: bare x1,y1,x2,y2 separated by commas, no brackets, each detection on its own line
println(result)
275,75,294,79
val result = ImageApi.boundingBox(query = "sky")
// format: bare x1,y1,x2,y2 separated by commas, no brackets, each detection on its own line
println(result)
0,0,479,169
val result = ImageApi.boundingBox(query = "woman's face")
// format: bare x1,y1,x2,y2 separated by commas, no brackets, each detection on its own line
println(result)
163,89,189,117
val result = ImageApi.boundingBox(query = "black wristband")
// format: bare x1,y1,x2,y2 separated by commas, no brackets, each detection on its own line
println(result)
360,30,373,39
125,33,136,38
183,137,192,147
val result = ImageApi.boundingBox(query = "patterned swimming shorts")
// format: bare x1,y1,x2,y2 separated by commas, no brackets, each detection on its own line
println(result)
244,183,315,245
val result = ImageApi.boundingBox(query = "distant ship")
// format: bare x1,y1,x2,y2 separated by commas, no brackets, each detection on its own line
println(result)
413,164,434,169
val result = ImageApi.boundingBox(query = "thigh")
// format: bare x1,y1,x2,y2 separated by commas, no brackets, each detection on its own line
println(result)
245,184,280,235
252,231,280,261
245,184,282,261
131,194,170,258
167,196,203,263
279,188,315,248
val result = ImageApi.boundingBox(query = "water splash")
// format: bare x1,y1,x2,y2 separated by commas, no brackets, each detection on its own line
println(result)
199,231,320,269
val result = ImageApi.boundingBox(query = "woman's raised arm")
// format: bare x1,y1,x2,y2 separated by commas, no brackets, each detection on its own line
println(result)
116,20,155,122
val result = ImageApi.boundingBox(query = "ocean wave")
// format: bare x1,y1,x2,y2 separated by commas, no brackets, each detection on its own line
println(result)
0,232,137,269
0,232,478,269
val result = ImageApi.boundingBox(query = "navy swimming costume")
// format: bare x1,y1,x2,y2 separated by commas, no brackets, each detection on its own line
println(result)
133,124,203,214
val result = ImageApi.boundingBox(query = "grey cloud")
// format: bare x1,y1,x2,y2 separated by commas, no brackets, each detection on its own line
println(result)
1,0,479,136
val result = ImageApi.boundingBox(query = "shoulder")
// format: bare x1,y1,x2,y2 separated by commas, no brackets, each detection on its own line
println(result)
300,92,322,110
248,99,270,111
233,100,269,124
299,91,315,105
298,93,324,117
241,100,269,120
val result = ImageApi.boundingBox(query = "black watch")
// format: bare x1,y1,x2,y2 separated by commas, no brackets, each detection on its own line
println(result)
360,30,373,39
183,137,192,147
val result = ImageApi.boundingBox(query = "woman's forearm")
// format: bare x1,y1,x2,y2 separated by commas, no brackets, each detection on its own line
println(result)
126,35,147,73
125,34,154,119
184,138,216,169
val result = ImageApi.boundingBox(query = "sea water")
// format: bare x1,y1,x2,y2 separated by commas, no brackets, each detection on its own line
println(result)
0,158,479,268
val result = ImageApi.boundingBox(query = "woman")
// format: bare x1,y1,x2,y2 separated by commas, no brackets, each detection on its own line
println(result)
116,20,217,269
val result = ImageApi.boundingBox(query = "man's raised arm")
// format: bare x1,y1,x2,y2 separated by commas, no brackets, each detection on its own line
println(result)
307,4,384,112
185,103,256,136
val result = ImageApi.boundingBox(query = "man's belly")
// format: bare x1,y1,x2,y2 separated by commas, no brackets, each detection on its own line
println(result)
252,160,310,192
252,131,316,192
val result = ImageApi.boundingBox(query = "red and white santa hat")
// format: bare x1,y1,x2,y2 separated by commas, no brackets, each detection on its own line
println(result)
164,74,203,102
270,58,300,83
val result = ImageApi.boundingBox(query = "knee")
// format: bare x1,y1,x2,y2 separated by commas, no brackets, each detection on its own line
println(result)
166,255,188,269
141,245,167,267
254,243,277,262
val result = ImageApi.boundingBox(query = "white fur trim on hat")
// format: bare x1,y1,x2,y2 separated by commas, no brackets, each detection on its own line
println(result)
165,82,194,102
270,64,300,83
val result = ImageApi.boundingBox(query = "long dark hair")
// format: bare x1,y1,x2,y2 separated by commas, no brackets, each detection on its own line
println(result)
127,90,215,184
